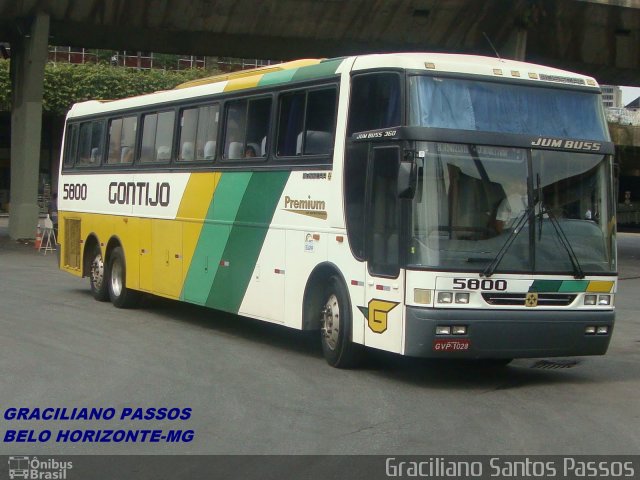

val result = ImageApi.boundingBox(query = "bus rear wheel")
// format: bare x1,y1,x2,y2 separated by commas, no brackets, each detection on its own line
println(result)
107,246,140,308
320,276,362,368
89,247,109,302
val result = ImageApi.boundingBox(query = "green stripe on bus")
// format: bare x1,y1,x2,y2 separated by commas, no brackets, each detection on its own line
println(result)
528,280,561,292
529,280,595,293
290,59,342,82
259,69,299,87
181,172,253,304
558,280,589,292
205,171,290,313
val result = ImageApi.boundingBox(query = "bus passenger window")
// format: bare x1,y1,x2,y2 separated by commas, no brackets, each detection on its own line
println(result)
223,98,271,160
276,88,336,158
302,88,336,155
196,105,219,160
107,119,123,164
77,121,104,166
246,97,271,158
277,92,305,156
224,100,248,160
140,111,174,163
140,113,158,163
179,108,198,161
108,116,137,164
179,104,220,162
64,124,79,167
155,111,174,162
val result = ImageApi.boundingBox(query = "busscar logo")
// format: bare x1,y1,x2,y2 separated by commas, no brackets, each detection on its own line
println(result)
8,456,73,479
525,292,539,307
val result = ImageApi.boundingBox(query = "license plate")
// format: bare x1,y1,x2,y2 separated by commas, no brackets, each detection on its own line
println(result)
433,339,470,352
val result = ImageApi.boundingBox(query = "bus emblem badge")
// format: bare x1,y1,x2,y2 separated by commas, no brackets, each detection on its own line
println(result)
358,299,399,334
525,293,539,307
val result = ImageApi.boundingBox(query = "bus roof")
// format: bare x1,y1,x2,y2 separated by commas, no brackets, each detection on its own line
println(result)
67,52,600,119
351,53,599,88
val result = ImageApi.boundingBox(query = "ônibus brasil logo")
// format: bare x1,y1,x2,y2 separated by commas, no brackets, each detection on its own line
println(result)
8,456,72,479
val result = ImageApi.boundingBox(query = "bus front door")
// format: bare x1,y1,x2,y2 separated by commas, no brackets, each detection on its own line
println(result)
363,145,405,354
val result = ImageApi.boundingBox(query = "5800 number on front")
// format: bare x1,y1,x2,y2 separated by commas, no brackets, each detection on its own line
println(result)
452,278,507,291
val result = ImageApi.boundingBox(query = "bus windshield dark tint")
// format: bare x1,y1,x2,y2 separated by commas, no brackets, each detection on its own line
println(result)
408,76,609,141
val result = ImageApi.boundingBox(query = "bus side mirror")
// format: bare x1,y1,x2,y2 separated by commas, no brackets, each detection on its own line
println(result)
397,160,416,199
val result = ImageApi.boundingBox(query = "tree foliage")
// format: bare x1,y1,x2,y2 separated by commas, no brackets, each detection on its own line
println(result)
0,60,217,115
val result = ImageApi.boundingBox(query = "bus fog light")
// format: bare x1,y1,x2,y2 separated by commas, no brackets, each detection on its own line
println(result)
584,295,597,306
598,295,611,305
436,326,451,335
452,325,467,335
596,326,609,335
585,326,596,335
414,289,432,304
455,293,470,304
437,292,453,304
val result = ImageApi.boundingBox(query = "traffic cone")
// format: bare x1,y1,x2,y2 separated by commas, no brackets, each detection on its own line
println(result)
34,225,42,249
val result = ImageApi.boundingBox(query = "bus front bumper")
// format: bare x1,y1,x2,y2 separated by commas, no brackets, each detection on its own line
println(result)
404,307,615,359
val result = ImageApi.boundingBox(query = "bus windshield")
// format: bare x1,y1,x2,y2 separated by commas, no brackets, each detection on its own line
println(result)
408,76,609,140
408,142,616,274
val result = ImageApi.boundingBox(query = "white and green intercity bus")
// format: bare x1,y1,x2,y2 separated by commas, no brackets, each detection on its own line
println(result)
58,53,617,368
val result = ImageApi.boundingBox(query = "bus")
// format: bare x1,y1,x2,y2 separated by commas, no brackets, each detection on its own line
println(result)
57,53,616,368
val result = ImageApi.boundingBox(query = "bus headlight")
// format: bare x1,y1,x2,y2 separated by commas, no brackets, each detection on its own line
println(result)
455,293,470,304
584,294,597,306
437,292,453,304
598,295,611,305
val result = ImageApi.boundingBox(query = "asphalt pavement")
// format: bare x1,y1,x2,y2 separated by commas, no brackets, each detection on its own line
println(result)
0,218,638,456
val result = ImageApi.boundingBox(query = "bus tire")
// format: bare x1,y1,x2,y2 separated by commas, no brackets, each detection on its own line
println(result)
320,275,362,368
107,246,140,308
89,247,109,302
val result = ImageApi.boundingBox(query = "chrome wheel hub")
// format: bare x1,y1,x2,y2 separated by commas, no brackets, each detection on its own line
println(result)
110,259,123,297
91,254,104,290
321,294,340,350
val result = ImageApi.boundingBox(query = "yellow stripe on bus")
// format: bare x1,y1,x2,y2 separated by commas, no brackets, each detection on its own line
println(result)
177,172,221,288
224,74,265,92
586,281,614,293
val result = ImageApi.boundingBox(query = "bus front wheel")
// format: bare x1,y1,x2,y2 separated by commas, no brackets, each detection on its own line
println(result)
320,276,362,368
89,247,109,302
107,246,140,308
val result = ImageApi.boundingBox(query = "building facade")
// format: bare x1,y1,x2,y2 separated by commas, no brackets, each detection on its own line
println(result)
601,85,623,108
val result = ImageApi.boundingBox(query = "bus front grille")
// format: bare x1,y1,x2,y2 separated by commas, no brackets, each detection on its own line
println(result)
482,292,577,306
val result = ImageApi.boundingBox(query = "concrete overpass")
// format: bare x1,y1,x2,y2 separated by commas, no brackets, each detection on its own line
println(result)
1,0,640,238
2,0,639,84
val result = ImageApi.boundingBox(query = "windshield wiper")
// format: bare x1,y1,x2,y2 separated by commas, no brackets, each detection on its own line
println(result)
535,174,584,278
536,174,543,241
540,204,585,279
481,205,533,278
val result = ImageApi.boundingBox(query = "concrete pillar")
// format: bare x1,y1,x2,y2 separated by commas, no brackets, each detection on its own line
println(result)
8,13,50,240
